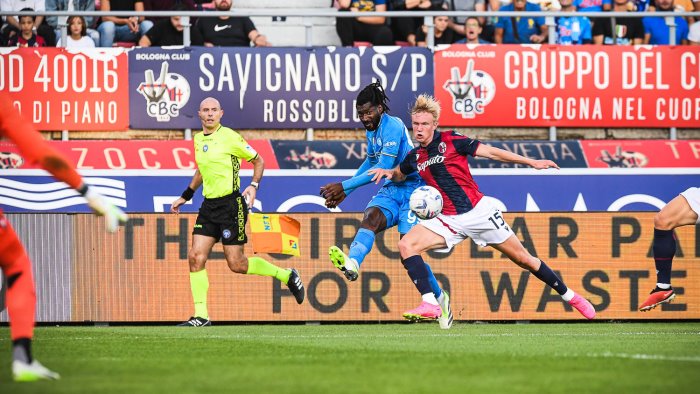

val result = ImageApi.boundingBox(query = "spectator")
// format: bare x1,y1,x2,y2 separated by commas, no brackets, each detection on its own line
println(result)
455,16,491,43
555,0,592,44
7,8,46,47
58,15,95,47
390,0,447,45
593,0,644,44
1,0,55,46
46,0,100,47
575,0,612,12
689,20,700,43
139,4,204,46
143,0,196,23
445,0,485,37
494,0,547,44
335,0,393,46
97,0,154,47
415,15,456,46
643,0,689,44
197,0,269,47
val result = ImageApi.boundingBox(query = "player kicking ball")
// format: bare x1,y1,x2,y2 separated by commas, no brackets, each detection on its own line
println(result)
370,94,596,320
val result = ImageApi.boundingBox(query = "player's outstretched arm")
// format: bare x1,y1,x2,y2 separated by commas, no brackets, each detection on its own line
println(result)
369,167,405,184
475,144,559,170
0,93,127,232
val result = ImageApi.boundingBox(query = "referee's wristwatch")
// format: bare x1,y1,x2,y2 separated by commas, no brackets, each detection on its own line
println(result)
250,181,259,190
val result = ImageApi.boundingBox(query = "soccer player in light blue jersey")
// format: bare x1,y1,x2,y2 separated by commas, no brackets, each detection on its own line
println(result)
320,82,452,328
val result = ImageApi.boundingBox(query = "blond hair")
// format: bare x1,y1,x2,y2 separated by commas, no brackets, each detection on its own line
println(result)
411,94,441,122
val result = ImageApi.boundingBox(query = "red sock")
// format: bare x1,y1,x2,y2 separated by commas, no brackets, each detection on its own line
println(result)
0,216,36,341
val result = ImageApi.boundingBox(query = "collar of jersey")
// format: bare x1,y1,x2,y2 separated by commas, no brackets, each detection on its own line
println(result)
203,124,222,136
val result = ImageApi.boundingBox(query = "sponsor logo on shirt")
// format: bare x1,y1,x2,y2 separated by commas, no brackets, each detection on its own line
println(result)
214,24,231,32
417,155,445,172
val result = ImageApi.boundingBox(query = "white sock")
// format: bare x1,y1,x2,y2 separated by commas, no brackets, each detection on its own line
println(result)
422,293,439,305
437,292,445,304
561,288,575,302
656,283,671,289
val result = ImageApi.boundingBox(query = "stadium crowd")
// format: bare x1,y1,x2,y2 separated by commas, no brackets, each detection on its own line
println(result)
0,0,698,47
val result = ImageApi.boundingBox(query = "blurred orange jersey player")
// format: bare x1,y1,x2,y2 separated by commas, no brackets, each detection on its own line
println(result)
0,92,127,382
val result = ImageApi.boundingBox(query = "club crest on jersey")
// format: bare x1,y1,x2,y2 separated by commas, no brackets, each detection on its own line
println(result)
137,61,191,122
203,145,209,152
438,142,447,154
443,59,496,119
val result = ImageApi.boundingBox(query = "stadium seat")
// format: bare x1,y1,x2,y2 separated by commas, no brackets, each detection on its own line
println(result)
113,42,136,48
353,41,372,47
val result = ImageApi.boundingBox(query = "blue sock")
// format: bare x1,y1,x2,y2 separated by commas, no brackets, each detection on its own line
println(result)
348,228,375,267
532,260,568,295
424,262,442,299
653,228,676,285
402,255,434,295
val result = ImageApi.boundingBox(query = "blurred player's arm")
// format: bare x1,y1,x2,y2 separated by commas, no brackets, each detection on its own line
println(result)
475,144,559,169
0,93,127,232
171,169,203,213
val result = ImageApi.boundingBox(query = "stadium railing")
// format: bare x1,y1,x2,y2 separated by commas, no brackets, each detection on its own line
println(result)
4,9,700,48
2,9,699,141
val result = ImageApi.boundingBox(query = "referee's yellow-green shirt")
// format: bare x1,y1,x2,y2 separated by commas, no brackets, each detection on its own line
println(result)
194,125,258,199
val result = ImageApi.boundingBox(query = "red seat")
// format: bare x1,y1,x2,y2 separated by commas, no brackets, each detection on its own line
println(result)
113,41,136,48
394,40,410,47
353,41,372,47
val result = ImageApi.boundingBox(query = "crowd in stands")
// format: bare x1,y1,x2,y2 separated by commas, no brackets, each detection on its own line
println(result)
0,0,698,47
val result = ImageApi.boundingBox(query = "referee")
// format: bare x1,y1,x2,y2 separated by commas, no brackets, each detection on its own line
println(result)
171,97,304,327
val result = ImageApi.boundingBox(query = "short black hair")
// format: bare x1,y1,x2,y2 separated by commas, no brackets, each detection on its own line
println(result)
357,81,390,112
19,7,35,22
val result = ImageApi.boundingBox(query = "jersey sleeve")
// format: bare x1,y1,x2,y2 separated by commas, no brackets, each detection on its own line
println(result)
399,148,417,175
228,130,258,162
0,93,83,189
378,119,404,164
451,131,481,157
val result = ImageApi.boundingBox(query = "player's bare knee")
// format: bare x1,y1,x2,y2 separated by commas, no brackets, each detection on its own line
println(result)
227,256,247,274
398,237,418,258
188,251,206,271
654,212,675,231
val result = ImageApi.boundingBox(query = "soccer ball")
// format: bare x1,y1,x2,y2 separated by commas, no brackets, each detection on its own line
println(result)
409,186,443,220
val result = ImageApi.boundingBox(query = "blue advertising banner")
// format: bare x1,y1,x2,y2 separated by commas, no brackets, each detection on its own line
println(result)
1,170,697,214
128,47,434,130
271,140,589,170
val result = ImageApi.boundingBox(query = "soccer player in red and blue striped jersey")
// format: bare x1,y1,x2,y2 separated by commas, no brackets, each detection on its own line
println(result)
370,94,596,320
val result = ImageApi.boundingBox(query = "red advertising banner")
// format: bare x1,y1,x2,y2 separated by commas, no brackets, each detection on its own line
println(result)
434,45,700,128
0,47,129,131
581,140,700,168
0,140,278,170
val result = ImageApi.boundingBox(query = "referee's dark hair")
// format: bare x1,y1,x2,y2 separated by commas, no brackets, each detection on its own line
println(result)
357,81,390,113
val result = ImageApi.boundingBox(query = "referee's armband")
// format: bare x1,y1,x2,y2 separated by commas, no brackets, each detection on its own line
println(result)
181,187,195,201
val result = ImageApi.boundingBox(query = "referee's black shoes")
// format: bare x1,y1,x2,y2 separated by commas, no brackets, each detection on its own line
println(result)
287,269,305,304
177,316,212,327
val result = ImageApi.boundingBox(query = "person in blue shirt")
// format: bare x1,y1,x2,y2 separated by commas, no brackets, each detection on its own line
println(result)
494,0,547,44
555,0,593,44
643,0,689,45
320,82,452,328
574,0,612,12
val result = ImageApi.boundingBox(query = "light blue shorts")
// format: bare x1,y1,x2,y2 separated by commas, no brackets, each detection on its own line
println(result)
367,181,422,234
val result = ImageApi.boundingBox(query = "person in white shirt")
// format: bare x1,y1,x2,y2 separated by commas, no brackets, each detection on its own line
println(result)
58,15,95,48
689,21,700,44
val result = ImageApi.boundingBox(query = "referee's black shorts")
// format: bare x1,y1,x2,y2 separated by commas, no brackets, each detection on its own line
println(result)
192,192,248,245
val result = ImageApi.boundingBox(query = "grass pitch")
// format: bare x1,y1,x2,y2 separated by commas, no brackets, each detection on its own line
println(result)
1,322,699,393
